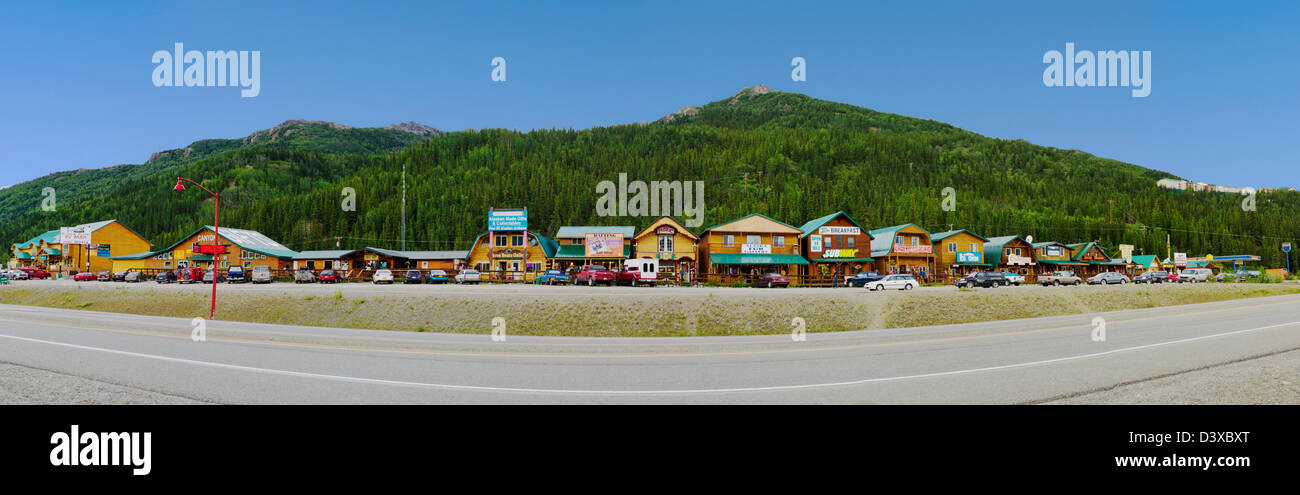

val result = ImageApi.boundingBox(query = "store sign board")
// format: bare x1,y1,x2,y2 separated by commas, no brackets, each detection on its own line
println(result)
823,249,858,259
1119,244,1134,263
1174,252,1187,268
1045,246,1064,257
741,243,771,254
585,233,623,258
59,227,91,245
656,226,676,235
809,235,822,252
1007,254,1034,265
956,251,982,263
818,226,861,236
488,210,528,231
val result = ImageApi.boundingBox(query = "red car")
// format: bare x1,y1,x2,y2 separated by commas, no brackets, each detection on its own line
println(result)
73,272,97,281
21,268,50,279
753,272,790,288
318,270,342,283
573,265,616,286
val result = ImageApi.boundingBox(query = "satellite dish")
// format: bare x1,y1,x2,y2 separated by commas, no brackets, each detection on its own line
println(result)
1026,235,1034,244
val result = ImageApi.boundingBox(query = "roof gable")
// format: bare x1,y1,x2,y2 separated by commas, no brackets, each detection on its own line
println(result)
797,211,870,239
634,216,699,240
701,213,801,235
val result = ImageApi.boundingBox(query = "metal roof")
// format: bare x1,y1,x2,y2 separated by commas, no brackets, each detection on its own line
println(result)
868,224,929,257
707,253,809,265
796,211,871,239
203,226,297,258
292,250,359,260
554,226,636,238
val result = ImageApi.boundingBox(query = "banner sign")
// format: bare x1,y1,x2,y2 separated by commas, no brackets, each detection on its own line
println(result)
741,243,772,254
957,251,982,263
488,210,528,231
818,226,861,236
59,227,91,245
893,244,932,254
1119,244,1134,263
1174,252,1187,268
809,235,822,252
584,233,623,258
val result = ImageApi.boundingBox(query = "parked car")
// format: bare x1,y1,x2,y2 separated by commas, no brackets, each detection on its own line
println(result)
318,269,342,284
372,269,395,284
155,271,178,283
73,271,97,281
573,265,616,286
6,269,29,280
1134,270,1168,284
846,271,884,287
426,270,450,284
753,272,789,288
113,271,129,282
202,271,224,283
1167,271,1179,283
124,271,147,283
96,270,112,282
1178,268,1213,283
535,268,569,285
1037,271,1082,286
617,259,659,287
403,270,423,284
955,271,1007,288
226,265,248,284
453,269,480,284
1087,272,1130,285
294,269,317,283
21,268,50,279
869,274,917,291
1000,272,1025,286
251,265,274,284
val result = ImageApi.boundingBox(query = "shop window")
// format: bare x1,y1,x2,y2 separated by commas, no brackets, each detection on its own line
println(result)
746,235,761,245
163,261,172,268
494,236,507,246
895,237,904,246
911,237,919,246
846,237,855,248
969,243,977,252
948,242,957,253
512,236,524,247
723,235,734,247
774,236,785,247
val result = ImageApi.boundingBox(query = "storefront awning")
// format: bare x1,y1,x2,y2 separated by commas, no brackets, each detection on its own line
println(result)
709,253,809,265
550,245,632,259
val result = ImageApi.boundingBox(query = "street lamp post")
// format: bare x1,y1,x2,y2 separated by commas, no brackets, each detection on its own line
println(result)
173,177,220,320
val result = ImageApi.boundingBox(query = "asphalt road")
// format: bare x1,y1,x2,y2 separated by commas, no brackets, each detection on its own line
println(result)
1,293,1299,404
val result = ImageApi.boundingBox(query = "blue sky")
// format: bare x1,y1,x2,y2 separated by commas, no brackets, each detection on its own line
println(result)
1,1,1296,187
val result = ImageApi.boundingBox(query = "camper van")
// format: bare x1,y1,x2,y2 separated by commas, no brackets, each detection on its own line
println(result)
617,258,659,287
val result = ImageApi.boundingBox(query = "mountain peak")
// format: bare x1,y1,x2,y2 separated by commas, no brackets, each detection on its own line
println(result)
385,121,441,137
245,120,352,144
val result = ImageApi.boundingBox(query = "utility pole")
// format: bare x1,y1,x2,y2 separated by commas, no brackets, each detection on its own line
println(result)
401,161,407,251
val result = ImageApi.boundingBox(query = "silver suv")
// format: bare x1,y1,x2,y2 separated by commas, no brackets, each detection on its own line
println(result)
251,265,274,284
1178,268,1212,283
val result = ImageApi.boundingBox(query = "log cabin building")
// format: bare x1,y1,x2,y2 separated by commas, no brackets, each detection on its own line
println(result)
930,229,990,282
797,211,874,282
698,213,807,283
869,224,935,280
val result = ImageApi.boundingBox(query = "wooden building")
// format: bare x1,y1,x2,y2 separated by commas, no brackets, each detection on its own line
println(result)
930,229,990,281
466,231,558,282
632,216,700,281
9,230,56,269
292,248,468,276
549,226,636,271
982,236,1037,275
869,224,935,280
797,211,874,282
698,213,806,282
1067,242,1124,276
114,225,296,272
10,221,151,274
1030,241,1084,276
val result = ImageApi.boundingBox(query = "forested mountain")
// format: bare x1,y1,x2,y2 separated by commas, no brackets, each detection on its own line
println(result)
4,86,1297,268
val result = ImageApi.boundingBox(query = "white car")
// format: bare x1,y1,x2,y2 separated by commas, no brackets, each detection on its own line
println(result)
1178,268,1212,283
6,270,29,280
454,269,482,284
1001,272,1025,285
869,274,917,291
372,269,394,284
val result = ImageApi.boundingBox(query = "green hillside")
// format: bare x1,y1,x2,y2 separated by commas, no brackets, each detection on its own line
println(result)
4,87,1297,269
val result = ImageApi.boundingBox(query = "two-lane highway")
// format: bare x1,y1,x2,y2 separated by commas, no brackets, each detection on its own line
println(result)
2,294,1299,403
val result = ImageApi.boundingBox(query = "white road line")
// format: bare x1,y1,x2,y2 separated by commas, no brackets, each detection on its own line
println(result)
1,320,1296,395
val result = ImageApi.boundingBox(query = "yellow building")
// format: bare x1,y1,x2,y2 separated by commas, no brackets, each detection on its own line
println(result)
930,229,989,281
465,231,559,282
110,225,296,273
632,216,699,280
9,220,151,274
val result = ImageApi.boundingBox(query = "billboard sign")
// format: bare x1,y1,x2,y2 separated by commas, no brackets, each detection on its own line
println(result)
956,251,982,263
59,227,91,245
488,209,528,231
1119,244,1134,263
584,233,623,258
1174,252,1187,268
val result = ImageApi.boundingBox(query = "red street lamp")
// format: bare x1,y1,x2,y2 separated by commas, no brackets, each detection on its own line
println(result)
174,177,220,320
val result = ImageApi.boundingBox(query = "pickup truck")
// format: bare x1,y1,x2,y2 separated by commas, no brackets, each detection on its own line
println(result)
1038,270,1082,286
